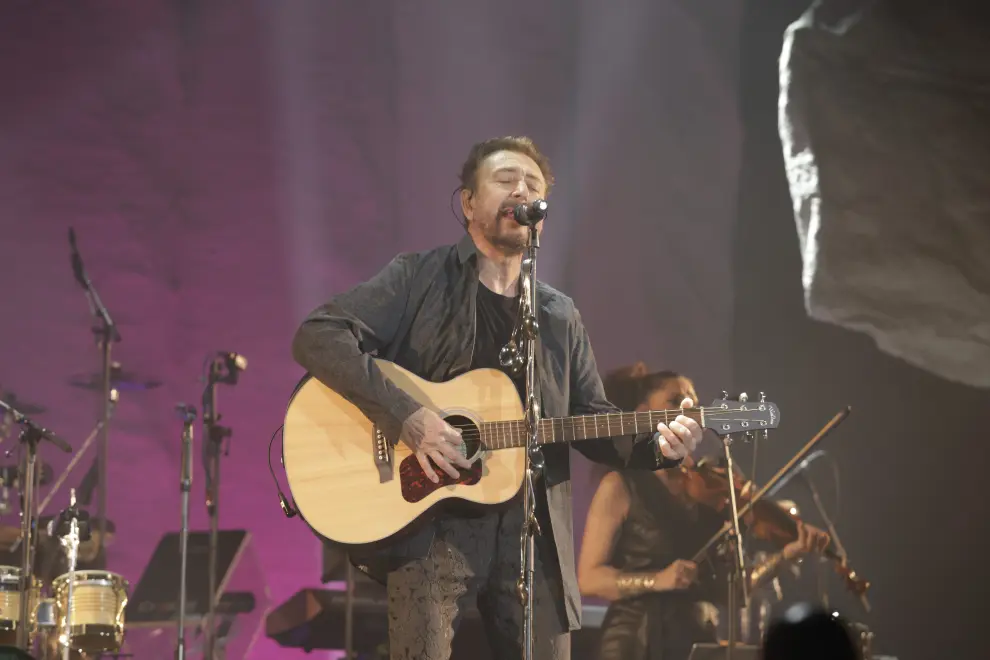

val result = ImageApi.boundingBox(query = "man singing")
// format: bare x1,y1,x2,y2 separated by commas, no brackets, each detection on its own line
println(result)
291,136,702,660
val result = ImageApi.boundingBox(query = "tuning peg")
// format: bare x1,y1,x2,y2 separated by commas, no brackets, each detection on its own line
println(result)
738,392,749,403
759,391,766,403
722,390,729,400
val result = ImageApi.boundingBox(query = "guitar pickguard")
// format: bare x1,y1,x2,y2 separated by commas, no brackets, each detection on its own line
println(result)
399,454,483,503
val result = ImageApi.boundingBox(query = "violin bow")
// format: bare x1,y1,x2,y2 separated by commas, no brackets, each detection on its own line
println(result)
689,406,852,564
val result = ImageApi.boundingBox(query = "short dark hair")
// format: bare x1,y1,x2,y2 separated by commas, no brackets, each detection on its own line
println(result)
458,136,555,194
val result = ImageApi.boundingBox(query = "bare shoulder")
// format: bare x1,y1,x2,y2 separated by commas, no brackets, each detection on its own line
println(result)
594,471,632,512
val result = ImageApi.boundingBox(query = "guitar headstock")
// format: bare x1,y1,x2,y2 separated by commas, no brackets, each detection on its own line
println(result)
704,391,780,437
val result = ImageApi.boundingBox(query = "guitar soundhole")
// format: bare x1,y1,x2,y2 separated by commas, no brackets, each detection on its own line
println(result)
399,414,483,504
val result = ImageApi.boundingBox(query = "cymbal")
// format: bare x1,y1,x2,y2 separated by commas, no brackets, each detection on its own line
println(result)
68,362,161,392
0,392,46,416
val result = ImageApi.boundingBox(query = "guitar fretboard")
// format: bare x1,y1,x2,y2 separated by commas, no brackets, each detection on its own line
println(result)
479,409,705,450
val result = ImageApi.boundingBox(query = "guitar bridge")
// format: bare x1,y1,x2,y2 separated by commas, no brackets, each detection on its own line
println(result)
373,426,394,483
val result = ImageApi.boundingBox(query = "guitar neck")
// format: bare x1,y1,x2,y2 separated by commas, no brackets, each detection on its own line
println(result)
480,409,703,450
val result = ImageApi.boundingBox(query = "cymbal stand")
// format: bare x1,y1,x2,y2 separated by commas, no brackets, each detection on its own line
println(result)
202,353,246,660
17,425,42,651
176,404,197,660
498,222,544,660
68,227,121,562
0,398,72,650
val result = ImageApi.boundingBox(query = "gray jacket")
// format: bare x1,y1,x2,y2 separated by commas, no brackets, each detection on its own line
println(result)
291,233,674,630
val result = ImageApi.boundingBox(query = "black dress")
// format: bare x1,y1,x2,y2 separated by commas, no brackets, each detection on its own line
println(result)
597,470,726,660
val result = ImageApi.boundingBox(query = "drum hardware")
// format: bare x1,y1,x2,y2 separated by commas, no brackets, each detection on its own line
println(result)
47,491,128,658
201,352,246,660
50,490,87,660
37,517,114,571
0,463,55,519
0,398,71,651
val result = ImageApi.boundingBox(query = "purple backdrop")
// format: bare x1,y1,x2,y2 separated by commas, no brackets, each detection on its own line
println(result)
0,2,740,656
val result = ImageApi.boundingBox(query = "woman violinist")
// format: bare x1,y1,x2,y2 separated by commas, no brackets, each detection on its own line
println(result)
577,363,830,660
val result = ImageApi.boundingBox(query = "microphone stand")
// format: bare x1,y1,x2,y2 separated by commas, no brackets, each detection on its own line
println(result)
499,223,543,660
0,399,72,649
202,355,242,660
176,404,197,660
520,226,544,660
68,227,121,563
720,420,749,660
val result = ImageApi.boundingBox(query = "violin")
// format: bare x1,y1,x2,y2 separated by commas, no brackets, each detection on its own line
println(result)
668,458,870,603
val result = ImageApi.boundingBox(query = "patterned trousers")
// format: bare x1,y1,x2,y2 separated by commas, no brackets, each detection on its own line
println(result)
386,504,570,660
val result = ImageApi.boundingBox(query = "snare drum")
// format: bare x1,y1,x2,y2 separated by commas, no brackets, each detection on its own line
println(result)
0,566,40,645
52,570,129,653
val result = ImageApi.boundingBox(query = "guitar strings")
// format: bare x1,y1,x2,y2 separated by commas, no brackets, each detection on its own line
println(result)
448,407,772,449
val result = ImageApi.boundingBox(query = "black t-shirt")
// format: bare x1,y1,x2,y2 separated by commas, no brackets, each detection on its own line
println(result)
471,283,525,399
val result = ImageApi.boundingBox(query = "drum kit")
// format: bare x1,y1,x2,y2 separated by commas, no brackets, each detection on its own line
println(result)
0,390,136,659
0,229,248,660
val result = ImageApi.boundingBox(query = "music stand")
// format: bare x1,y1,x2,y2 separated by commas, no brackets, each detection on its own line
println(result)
688,643,759,660
125,530,270,659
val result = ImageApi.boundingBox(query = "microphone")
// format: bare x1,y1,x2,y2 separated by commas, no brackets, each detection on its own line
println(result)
512,199,548,226
767,450,828,496
68,227,88,289
219,352,248,371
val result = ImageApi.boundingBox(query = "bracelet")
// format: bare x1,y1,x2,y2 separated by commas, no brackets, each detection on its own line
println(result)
616,573,657,598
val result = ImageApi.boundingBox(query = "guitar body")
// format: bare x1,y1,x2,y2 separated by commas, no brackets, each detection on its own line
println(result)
283,360,525,546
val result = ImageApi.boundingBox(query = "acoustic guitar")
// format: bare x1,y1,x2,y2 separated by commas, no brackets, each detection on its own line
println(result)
282,359,780,546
